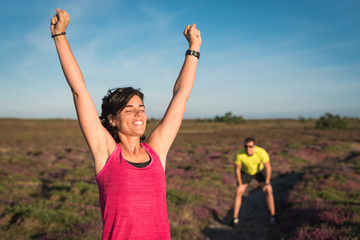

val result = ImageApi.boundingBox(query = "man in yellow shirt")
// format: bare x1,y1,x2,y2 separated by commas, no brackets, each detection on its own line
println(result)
231,137,277,227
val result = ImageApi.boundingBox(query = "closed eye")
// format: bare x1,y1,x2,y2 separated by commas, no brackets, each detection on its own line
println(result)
124,108,145,113
122,104,145,113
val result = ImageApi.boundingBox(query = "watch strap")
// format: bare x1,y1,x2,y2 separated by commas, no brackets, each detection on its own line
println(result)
185,50,200,59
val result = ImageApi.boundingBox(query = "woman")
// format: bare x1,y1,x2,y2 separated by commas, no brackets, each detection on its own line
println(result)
50,8,201,240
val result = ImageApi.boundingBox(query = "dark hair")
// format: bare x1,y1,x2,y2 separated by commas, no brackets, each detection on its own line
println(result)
100,87,145,143
244,137,256,145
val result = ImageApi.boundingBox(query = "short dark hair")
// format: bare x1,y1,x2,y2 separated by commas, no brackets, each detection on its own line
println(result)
100,87,145,143
244,137,256,145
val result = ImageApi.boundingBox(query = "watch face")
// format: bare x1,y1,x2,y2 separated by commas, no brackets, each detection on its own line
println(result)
194,51,200,58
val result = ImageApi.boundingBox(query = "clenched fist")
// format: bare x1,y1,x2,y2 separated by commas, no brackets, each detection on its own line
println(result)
184,24,201,51
50,8,70,36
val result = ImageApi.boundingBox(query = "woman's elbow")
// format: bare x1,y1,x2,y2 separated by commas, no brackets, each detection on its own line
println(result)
71,88,79,99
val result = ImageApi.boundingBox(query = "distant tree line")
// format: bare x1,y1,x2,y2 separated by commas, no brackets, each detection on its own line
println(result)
197,112,347,128
197,112,246,124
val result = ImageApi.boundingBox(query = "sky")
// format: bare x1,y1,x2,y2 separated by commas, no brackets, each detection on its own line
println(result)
0,0,359,119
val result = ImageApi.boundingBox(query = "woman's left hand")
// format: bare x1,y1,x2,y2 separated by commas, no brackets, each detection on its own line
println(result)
183,23,201,51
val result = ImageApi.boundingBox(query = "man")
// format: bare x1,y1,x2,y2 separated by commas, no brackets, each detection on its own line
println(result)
231,137,277,227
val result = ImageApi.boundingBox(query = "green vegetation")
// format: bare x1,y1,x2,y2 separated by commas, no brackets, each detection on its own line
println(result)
298,116,307,123
315,113,347,129
214,112,246,123
286,141,304,149
197,112,246,123
167,188,200,206
291,156,308,164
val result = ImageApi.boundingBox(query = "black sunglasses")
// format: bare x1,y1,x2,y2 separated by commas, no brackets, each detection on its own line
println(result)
244,145,254,149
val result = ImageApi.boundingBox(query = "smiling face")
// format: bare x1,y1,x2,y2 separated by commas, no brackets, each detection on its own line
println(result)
109,95,147,139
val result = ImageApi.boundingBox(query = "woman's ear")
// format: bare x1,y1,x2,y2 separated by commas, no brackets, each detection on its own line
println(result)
107,114,116,127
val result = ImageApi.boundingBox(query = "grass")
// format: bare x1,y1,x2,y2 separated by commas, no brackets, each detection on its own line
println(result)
1,118,360,239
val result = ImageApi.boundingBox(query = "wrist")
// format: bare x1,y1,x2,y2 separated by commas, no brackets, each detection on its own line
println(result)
51,31,66,38
188,44,200,52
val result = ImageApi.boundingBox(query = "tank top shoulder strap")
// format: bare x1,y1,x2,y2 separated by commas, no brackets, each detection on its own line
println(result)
141,143,160,160
141,142,151,153
108,142,122,162
112,142,121,153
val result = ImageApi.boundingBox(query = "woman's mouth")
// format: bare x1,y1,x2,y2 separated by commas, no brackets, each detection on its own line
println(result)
133,121,143,126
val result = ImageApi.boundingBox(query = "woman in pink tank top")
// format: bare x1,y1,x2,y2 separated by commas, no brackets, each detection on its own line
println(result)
51,8,201,240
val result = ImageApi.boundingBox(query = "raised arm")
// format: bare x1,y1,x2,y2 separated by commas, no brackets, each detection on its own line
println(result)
51,9,114,174
147,24,202,167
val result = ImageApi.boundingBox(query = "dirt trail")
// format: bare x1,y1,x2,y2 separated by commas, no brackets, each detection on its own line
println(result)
202,172,302,240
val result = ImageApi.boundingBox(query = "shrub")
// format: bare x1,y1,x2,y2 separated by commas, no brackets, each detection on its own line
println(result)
298,116,306,123
214,112,246,124
315,113,347,129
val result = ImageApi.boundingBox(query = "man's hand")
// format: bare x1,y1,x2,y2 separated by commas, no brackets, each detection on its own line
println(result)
262,183,271,193
50,8,70,35
183,24,201,51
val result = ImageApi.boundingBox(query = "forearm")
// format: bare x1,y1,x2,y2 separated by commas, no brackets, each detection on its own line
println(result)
265,165,271,184
235,165,242,185
173,24,201,99
237,172,242,185
173,54,198,99
146,23,201,161
54,35,86,97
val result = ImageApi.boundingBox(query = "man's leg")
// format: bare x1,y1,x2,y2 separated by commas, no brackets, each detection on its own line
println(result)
262,184,275,216
257,169,277,223
233,184,248,219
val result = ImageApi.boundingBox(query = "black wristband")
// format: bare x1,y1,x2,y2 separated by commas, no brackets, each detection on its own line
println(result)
186,50,200,59
51,32,66,38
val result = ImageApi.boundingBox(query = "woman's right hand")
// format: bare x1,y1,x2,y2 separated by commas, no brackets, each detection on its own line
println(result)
50,8,70,35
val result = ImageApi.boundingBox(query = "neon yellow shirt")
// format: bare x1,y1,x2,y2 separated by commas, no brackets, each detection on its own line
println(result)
234,146,270,175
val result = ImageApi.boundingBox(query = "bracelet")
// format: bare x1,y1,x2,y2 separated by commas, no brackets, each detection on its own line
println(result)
186,50,200,59
264,183,270,185
51,32,66,38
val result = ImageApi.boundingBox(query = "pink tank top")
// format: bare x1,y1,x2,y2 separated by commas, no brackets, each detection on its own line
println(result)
96,143,170,240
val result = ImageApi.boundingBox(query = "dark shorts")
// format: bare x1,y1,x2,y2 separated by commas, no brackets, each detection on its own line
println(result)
241,168,267,184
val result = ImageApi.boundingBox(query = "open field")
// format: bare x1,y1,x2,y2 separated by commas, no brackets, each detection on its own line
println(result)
0,118,360,239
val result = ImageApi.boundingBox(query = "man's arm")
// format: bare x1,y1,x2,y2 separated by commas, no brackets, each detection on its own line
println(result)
235,163,242,185
263,161,272,184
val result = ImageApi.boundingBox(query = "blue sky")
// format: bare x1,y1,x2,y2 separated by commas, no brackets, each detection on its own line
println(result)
0,0,359,119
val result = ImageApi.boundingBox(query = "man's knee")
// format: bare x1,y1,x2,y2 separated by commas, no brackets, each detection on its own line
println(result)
236,185,247,196
263,185,273,195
